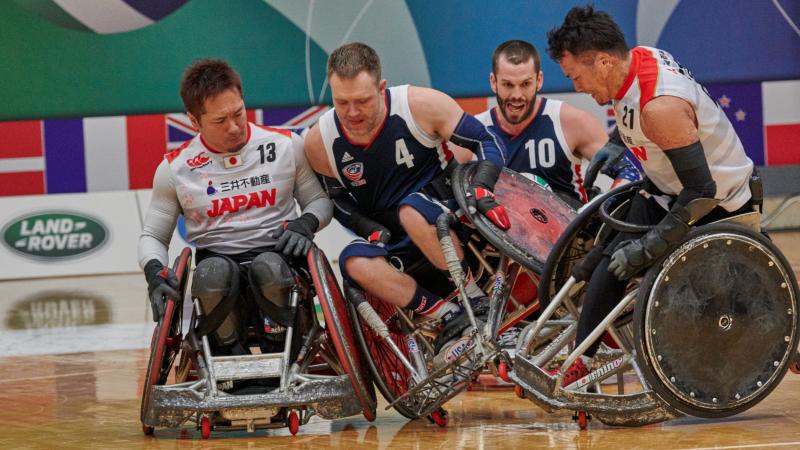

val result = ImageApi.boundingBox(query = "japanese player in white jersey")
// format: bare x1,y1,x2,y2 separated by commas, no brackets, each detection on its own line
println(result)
476,39,639,207
138,59,333,360
304,42,511,362
545,5,758,385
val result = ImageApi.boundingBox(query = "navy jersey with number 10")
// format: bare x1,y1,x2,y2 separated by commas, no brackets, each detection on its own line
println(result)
476,97,587,203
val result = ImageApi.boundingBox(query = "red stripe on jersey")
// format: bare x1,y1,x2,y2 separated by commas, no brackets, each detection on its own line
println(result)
166,139,193,163
573,163,588,203
441,140,454,161
615,48,644,101
127,114,167,189
0,120,43,158
254,123,292,137
614,47,658,100
0,171,45,196
637,49,660,110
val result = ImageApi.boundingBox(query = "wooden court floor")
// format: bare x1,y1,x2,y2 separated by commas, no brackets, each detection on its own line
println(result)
1,231,798,449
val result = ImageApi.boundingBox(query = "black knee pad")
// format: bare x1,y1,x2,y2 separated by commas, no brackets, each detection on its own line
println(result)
249,252,296,328
192,256,243,347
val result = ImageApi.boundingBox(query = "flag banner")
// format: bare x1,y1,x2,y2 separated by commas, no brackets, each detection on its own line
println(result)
1,82,798,198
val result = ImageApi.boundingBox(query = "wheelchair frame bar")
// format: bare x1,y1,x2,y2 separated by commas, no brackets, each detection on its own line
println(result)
556,290,637,389
517,276,578,356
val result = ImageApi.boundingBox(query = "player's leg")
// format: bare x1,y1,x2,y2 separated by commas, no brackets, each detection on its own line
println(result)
340,240,460,321
398,192,485,301
191,255,247,355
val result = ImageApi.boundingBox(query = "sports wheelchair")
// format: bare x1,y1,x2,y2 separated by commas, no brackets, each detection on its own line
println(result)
342,163,577,426
140,246,376,438
488,175,799,429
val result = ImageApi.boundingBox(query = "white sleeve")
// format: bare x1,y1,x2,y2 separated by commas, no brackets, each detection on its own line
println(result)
292,133,333,231
138,159,181,268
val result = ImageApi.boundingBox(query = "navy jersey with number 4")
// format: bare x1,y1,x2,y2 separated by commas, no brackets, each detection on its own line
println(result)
318,85,452,215
476,97,587,203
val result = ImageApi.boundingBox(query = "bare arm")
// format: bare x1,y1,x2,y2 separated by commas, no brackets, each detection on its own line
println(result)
408,86,505,167
640,95,698,150
560,102,608,160
407,86,466,139
303,123,336,177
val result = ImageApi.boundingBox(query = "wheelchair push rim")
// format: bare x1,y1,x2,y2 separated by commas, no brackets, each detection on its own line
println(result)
634,224,799,418
537,181,642,307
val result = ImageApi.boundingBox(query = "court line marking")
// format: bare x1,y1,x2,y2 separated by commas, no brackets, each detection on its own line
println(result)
773,0,800,38
682,442,800,450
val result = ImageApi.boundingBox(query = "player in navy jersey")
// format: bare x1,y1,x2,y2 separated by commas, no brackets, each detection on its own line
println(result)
474,40,639,207
304,42,509,357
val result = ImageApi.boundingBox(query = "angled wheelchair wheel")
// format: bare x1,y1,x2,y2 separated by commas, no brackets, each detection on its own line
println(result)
452,162,577,275
308,246,377,422
140,247,192,434
349,292,420,419
634,224,799,418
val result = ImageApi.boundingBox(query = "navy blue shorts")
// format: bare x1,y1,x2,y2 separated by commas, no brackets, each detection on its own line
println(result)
338,192,461,298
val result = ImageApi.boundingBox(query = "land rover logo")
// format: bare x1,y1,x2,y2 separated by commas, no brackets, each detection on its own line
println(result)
2,211,108,260
6,291,111,330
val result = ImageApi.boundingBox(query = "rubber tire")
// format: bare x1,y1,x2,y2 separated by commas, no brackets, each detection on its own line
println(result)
633,224,799,418
498,361,511,383
139,248,191,435
348,292,420,420
577,411,588,430
200,416,211,440
288,410,300,436
308,246,377,422
430,408,449,428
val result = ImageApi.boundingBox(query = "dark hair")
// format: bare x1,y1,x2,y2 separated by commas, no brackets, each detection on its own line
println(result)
546,5,629,61
492,40,541,74
327,42,381,83
180,59,243,118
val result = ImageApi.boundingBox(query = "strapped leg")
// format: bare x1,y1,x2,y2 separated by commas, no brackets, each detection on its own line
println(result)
191,256,244,353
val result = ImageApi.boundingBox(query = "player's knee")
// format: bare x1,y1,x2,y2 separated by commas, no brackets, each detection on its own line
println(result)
191,256,242,347
399,204,427,230
343,255,372,282
250,252,294,308
192,256,237,299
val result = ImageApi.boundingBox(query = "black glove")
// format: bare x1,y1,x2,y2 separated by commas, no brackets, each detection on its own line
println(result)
272,213,319,258
143,259,179,322
367,227,392,246
467,160,510,230
349,211,391,246
608,204,690,279
584,140,627,192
